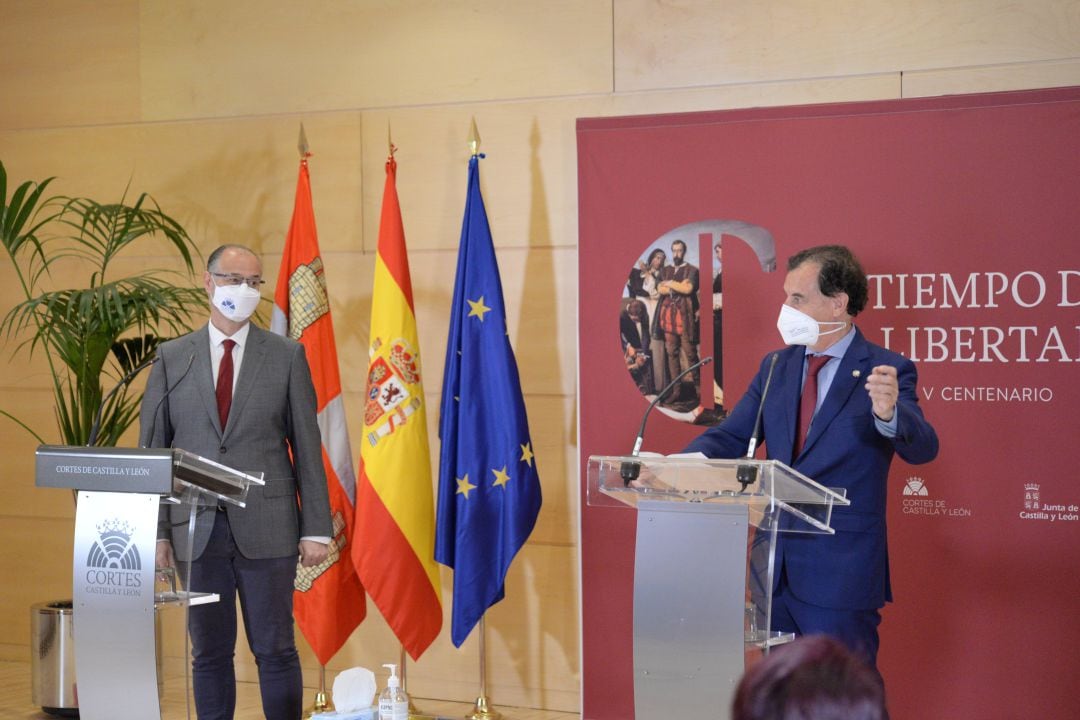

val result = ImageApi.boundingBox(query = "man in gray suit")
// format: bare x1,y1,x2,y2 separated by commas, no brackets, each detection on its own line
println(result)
141,244,331,720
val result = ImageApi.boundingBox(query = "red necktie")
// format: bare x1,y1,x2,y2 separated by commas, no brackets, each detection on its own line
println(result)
795,354,830,456
216,339,235,430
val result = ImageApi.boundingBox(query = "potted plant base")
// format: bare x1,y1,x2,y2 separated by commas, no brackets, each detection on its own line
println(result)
31,600,77,716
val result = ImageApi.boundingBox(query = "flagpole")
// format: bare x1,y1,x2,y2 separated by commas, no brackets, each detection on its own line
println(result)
466,616,501,720
303,665,332,718
461,116,500,720
468,117,481,157
295,122,330,720
401,643,434,720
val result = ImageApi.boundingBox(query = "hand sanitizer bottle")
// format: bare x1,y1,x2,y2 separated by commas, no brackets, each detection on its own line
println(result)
378,663,409,720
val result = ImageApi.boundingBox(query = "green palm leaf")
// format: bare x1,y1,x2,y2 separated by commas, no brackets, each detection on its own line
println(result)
2,160,206,446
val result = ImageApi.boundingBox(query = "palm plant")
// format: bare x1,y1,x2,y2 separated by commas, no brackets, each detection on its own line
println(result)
1,160,207,446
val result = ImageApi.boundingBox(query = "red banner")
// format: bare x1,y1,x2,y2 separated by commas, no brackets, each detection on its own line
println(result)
577,87,1080,719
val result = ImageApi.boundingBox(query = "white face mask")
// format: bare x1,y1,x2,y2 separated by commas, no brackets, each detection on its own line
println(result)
212,283,261,323
777,304,845,346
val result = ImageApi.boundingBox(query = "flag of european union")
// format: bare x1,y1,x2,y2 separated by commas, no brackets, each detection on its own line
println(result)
436,154,543,647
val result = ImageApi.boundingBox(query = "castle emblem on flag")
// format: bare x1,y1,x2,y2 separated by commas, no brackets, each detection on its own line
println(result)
365,337,423,447
294,511,347,592
285,256,329,340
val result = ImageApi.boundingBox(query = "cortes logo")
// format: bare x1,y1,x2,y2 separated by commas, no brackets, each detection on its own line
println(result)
900,475,972,518
903,477,929,496
87,519,141,571
83,519,144,596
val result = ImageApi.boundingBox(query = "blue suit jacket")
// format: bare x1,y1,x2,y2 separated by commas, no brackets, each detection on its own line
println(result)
684,327,938,610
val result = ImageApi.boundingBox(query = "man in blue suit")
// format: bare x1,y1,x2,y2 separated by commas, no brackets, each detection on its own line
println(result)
684,245,938,674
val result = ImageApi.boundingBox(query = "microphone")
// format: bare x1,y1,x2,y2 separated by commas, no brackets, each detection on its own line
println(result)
621,356,714,485
87,355,161,446
142,353,196,449
736,353,780,491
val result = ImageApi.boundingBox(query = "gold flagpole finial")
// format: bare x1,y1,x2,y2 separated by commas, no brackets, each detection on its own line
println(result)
388,121,397,159
468,117,481,157
298,123,310,158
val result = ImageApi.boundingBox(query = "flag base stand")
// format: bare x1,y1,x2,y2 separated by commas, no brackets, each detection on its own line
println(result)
401,645,439,719
303,690,331,719
463,617,502,720
407,705,438,720
304,665,332,718
465,694,502,720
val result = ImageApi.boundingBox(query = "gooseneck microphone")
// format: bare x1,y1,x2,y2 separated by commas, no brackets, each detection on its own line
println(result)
736,353,780,491
86,355,161,446
621,356,714,485
141,352,197,449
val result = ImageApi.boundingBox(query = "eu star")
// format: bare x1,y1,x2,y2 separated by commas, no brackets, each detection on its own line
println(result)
492,466,510,488
520,442,534,467
456,474,477,498
467,296,491,321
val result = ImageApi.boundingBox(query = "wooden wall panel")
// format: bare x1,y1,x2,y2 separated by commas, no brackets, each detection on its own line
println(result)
0,407,72,520
139,0,614,121
0,116,365,259
0,517,74,659
903,58,1080,98
0,0,141,130
359,103,588,254
614,0,1080,92
604,73,901,114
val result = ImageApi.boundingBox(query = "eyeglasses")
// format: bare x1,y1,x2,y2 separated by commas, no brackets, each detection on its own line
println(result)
210,272,265,288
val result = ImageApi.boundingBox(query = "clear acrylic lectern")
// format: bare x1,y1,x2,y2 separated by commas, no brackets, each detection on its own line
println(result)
587,455,849,720
35,445,265,720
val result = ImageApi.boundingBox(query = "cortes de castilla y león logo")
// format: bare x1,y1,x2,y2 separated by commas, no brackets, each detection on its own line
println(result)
900,476,972,518
83,518,144,596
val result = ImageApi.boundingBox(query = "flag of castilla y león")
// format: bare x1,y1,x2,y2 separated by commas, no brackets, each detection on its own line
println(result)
271,156,366,665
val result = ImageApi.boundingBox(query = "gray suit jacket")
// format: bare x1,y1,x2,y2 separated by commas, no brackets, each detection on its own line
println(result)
139,323,332,561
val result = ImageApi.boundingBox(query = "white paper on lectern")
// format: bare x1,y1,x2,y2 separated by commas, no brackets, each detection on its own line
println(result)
632,451,716,492
661,456,716,491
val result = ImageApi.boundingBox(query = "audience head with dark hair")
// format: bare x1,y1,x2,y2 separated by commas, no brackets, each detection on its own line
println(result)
733,635,888,720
